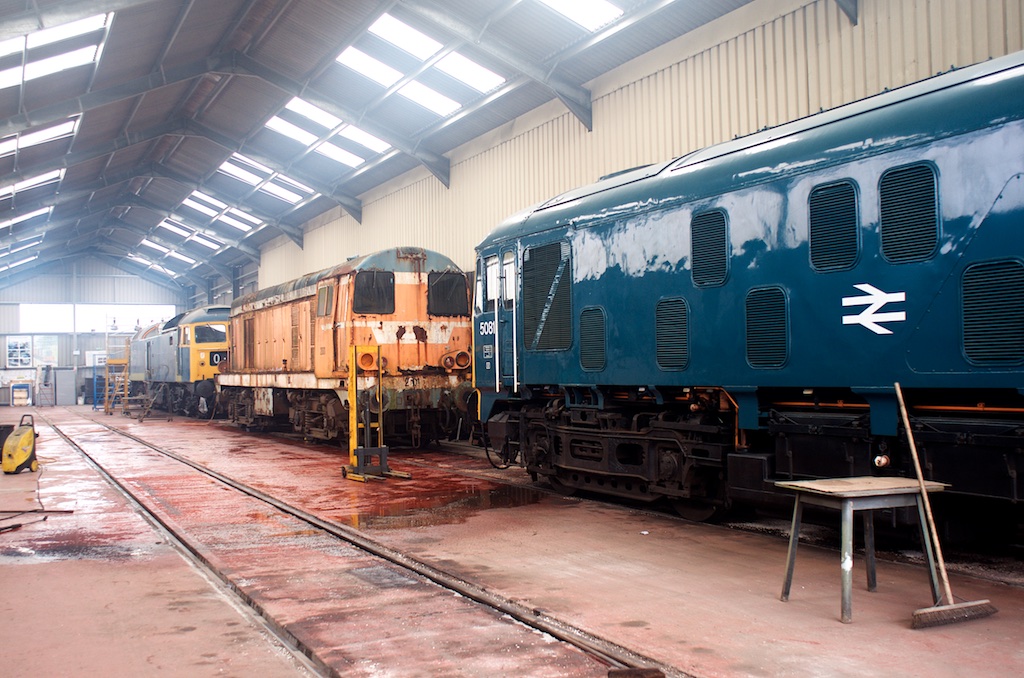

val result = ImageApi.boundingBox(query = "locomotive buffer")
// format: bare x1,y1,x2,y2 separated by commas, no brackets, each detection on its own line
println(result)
342,345,411,482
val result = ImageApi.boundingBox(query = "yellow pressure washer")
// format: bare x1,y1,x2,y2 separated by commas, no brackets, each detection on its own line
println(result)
2,414,39,474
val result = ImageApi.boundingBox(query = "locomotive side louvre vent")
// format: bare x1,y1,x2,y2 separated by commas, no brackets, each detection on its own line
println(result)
691,210,729,286
656,297,689,370
745,287,788,368
809,180,859,270
879,163,938,262
579,307,606,371
962,259,1024,363
523,242,572,350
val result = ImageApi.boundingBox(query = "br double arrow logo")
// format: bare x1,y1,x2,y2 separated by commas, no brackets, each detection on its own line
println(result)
841,283,906,335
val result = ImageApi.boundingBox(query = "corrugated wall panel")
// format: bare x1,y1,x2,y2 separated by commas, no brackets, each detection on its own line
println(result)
259,0,1024,283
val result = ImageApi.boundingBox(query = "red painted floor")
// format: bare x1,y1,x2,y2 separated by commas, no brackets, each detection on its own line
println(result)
3,406,1023,677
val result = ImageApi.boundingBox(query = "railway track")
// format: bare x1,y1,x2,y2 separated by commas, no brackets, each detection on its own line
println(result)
39,408,684,678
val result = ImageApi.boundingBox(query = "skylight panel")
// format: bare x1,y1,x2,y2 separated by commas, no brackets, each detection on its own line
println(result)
398,80,460,115
28,13,109,48
0,36,21,59
260,181,303,204
192,234,221,250
337,47,402,87
285,98,341,129
0,207,51,230
538,0,623,31
265,116,319,146
0,120,78,157
338,126,390,154
159,219,192,237
0,169,64,199
369,14,441,60
191,191,227,209
181,197,219,218
1,254,37,270
316,142,364,168
8,236,43,255
218,159,262,186
140,239,169,253
167,251,195,264
24,45,99,80
436,52,505,92
217,208,258,232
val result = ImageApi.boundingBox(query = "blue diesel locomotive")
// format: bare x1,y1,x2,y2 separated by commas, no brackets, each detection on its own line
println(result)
474,52,1024,520
128,305,230,416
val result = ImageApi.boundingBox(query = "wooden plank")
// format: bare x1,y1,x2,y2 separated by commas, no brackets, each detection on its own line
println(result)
775,475,947,497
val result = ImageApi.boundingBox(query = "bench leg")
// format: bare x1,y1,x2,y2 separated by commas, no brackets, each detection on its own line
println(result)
840,499,853,623
864,509,877,592
780,498,803,602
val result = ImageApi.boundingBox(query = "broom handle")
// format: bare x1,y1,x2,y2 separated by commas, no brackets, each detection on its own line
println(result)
895,382,954,605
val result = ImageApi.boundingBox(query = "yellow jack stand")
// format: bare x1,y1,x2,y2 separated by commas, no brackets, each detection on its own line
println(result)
342,345,411,482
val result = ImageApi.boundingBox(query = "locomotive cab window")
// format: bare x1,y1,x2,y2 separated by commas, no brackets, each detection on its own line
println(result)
879,163,938,262
484,256,499,312
428,271,470,317
180,326,190,345
316,285,334,317
195,323,226,343
353,271,395,314
502,251,516,309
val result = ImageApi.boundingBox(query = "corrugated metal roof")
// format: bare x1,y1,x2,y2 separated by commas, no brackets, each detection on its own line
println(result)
0,0,754,291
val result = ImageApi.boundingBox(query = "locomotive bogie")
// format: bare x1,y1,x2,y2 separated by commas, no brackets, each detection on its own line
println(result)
474,53,1024,519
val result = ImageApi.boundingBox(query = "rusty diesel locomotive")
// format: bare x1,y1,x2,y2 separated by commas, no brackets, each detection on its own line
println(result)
217,247,473,446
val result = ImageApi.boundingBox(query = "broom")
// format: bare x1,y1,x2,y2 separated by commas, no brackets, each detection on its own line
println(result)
894,382,998,628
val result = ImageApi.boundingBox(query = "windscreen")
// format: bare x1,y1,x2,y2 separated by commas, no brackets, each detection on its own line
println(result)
428,271,469,316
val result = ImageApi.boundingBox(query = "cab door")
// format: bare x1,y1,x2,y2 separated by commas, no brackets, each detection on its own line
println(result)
496,247,518,390
313,281,336,376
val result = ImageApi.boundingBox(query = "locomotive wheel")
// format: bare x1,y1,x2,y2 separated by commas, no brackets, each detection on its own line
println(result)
547,475,577,497
669,498,722,523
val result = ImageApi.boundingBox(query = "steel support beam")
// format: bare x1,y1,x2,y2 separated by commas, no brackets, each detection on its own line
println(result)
398,0,592,130
834,0,858,25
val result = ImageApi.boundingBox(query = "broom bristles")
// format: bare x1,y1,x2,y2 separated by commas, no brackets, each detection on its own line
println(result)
912,599,998,629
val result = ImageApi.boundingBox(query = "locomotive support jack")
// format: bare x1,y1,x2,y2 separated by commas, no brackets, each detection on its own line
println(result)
342,345,411,482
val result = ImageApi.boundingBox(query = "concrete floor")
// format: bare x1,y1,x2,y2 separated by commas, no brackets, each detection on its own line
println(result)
3,406,1023,677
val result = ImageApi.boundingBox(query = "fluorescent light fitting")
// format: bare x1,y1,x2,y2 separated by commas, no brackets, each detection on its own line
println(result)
537,0,623,31
369,14,441,60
